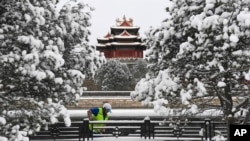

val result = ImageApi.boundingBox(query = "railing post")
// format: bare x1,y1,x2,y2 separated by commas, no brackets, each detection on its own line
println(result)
200,126,204,141
140,121,143,138
83,118,90,141
152,122,155,139
204,118,212,141
50,125,60,141
144,117,151,139
79,123,81,141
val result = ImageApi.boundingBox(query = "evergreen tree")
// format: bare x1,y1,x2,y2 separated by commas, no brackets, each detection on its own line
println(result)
132,0,250,125
131,59,148,82
0,0,105,140
95,59,132,91
129,59,148,89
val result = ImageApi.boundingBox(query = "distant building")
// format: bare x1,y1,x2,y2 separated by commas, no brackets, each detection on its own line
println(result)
96,16,146,65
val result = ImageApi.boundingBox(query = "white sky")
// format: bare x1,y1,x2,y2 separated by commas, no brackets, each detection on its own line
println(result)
58,0,172,45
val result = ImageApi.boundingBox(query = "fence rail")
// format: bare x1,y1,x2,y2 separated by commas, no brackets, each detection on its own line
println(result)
82,118,227,141
82,91,131,96
30,118,228,141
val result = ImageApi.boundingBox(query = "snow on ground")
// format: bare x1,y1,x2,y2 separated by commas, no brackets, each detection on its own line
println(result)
90,137,202,141
88,137,164,141
32,137,201,141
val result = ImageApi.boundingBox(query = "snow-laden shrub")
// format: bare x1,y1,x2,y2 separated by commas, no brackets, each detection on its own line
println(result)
95,60,132,91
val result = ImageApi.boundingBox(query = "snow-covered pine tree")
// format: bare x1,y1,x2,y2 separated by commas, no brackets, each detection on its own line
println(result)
131,59,148,82
95,59,132,91
128,59,148,89
0,0,105,140
131,0,250,123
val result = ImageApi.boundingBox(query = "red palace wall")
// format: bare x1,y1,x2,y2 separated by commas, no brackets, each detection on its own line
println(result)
103,51,112,58
102,49,144,58
103,49,143,58
115,50,136,58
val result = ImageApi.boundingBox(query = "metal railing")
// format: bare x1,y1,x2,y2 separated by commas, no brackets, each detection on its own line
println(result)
82,118,227,141
29,118,227,141
82,119,148,140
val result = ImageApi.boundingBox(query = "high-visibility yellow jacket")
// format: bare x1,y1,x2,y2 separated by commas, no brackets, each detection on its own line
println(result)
89,108,108,133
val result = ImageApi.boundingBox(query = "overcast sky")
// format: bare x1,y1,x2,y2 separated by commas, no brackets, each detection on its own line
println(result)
58,0,172,45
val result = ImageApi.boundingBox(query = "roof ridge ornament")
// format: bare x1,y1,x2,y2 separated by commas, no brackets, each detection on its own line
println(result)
116,15,133,27
123,15,126,21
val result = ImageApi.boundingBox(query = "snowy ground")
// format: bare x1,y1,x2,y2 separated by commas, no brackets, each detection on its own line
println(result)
86,137,202,141
32,137,201,141
93,137,164,141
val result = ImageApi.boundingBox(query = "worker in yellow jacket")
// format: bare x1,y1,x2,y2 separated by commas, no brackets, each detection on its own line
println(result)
87,103,112,133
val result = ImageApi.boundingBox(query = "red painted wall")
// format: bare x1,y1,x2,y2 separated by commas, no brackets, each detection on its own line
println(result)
115,50,144,58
